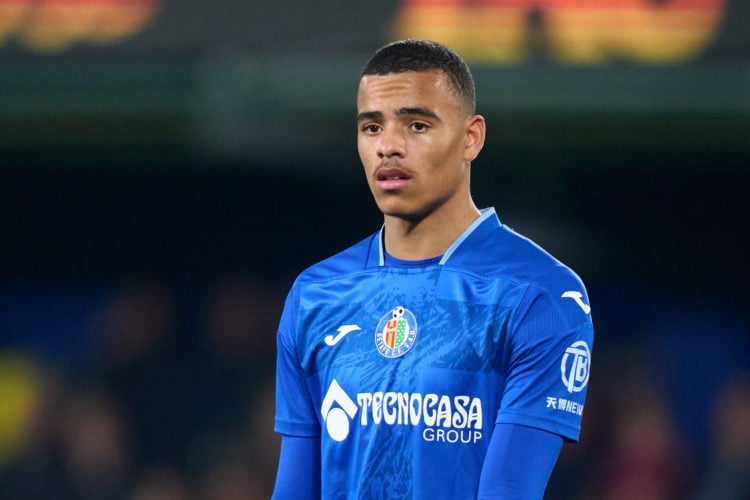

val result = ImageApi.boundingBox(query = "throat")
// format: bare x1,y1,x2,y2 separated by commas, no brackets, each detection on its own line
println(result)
383,208,480,261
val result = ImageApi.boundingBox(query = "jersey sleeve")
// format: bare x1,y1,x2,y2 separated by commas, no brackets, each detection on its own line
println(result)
272,435,321,499
477,423,563,499
496,283,594,442
274,284,321,437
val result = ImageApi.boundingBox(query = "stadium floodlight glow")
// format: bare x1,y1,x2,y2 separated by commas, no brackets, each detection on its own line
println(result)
389,0,726,64
0,0,160,53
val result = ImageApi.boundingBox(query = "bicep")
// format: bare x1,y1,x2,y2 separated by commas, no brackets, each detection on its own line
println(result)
499,289,593,442
478,423,563,500
272,435,321,500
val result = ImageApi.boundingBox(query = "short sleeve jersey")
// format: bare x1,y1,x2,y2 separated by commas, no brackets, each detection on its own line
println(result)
275,208,594,499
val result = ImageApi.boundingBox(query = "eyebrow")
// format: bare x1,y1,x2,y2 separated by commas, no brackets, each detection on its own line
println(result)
357,107,440,122
357,110,383,122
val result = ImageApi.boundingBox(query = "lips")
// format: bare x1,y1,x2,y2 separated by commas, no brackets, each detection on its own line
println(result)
375,167,412,190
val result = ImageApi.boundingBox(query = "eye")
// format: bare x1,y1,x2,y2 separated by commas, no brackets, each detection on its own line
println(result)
361,123,381,134
410,122,430,132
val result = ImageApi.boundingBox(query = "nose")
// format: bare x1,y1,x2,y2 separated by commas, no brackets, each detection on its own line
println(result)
377,126,405,159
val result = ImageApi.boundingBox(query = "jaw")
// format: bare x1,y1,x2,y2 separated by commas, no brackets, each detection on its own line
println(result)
374,189,451,225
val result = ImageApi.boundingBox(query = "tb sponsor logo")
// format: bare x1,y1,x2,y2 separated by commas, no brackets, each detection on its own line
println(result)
544,340,591,417
321,379,484,444
561,340,591,393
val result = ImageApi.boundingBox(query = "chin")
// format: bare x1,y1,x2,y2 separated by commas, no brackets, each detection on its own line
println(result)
375,197,407,216
380,205,426,223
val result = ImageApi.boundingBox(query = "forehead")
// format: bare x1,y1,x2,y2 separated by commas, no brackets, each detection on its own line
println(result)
357,70,457,110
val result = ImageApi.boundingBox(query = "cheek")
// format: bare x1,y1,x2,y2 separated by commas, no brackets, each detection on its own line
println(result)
422,145,455,177
357,141,370,169
358,136,377,164
425,152,466,192
359,147,377,173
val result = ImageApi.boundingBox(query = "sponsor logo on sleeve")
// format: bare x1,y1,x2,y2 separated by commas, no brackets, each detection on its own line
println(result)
545,340,591,417
561,291,591,314
561,340,591,393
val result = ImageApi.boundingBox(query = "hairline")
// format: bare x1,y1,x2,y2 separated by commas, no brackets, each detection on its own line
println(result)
360,40,477,115
359,68,474,117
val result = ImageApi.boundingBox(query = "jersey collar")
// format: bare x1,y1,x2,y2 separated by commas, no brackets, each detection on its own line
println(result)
368,208,500,267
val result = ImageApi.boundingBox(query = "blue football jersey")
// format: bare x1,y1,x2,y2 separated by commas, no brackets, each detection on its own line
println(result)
275,208,594,499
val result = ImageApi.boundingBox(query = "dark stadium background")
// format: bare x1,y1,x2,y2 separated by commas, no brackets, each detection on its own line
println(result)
1,1,748,498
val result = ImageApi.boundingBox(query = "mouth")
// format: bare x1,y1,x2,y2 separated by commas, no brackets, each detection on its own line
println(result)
375,167,412,190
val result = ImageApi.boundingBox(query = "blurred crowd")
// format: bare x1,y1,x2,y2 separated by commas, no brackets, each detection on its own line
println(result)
0,277,281,500
0,278,748,500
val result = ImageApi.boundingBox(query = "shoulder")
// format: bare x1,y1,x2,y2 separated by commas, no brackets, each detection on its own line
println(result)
294,232,378,286
454,223,591,324
280,232,378,329
460,224,581,283
504,225,583,287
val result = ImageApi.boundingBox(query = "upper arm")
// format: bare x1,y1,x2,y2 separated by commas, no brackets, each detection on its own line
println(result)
272,435,321,500
498,287,594,441
478,423,563,499
274,286,320,437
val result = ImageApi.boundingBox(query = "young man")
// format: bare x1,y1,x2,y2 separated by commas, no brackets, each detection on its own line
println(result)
273,39,594,499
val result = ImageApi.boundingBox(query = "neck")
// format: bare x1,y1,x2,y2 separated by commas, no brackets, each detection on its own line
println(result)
382,201,480,260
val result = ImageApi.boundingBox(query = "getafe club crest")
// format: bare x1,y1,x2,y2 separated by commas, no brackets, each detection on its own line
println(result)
375,306,418,358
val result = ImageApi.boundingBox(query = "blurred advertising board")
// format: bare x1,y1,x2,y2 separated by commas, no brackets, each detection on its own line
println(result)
0,0,747,162
0,0,746,61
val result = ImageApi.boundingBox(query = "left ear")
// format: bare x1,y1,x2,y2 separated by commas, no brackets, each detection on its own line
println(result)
464,114,486,162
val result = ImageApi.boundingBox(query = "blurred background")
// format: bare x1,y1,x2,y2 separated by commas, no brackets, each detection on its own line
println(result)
0,0,748,499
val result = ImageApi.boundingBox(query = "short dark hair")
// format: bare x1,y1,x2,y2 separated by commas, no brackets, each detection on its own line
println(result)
361,39,476,113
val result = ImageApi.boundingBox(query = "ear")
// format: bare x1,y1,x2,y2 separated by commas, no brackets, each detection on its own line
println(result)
464,114,486,162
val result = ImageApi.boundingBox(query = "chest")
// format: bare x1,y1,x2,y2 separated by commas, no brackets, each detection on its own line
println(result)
296,268,521,379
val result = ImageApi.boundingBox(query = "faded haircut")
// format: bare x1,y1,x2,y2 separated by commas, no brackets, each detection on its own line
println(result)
361,39,477,114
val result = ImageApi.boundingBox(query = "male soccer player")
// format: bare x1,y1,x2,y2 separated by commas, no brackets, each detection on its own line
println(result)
273,39,594,499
